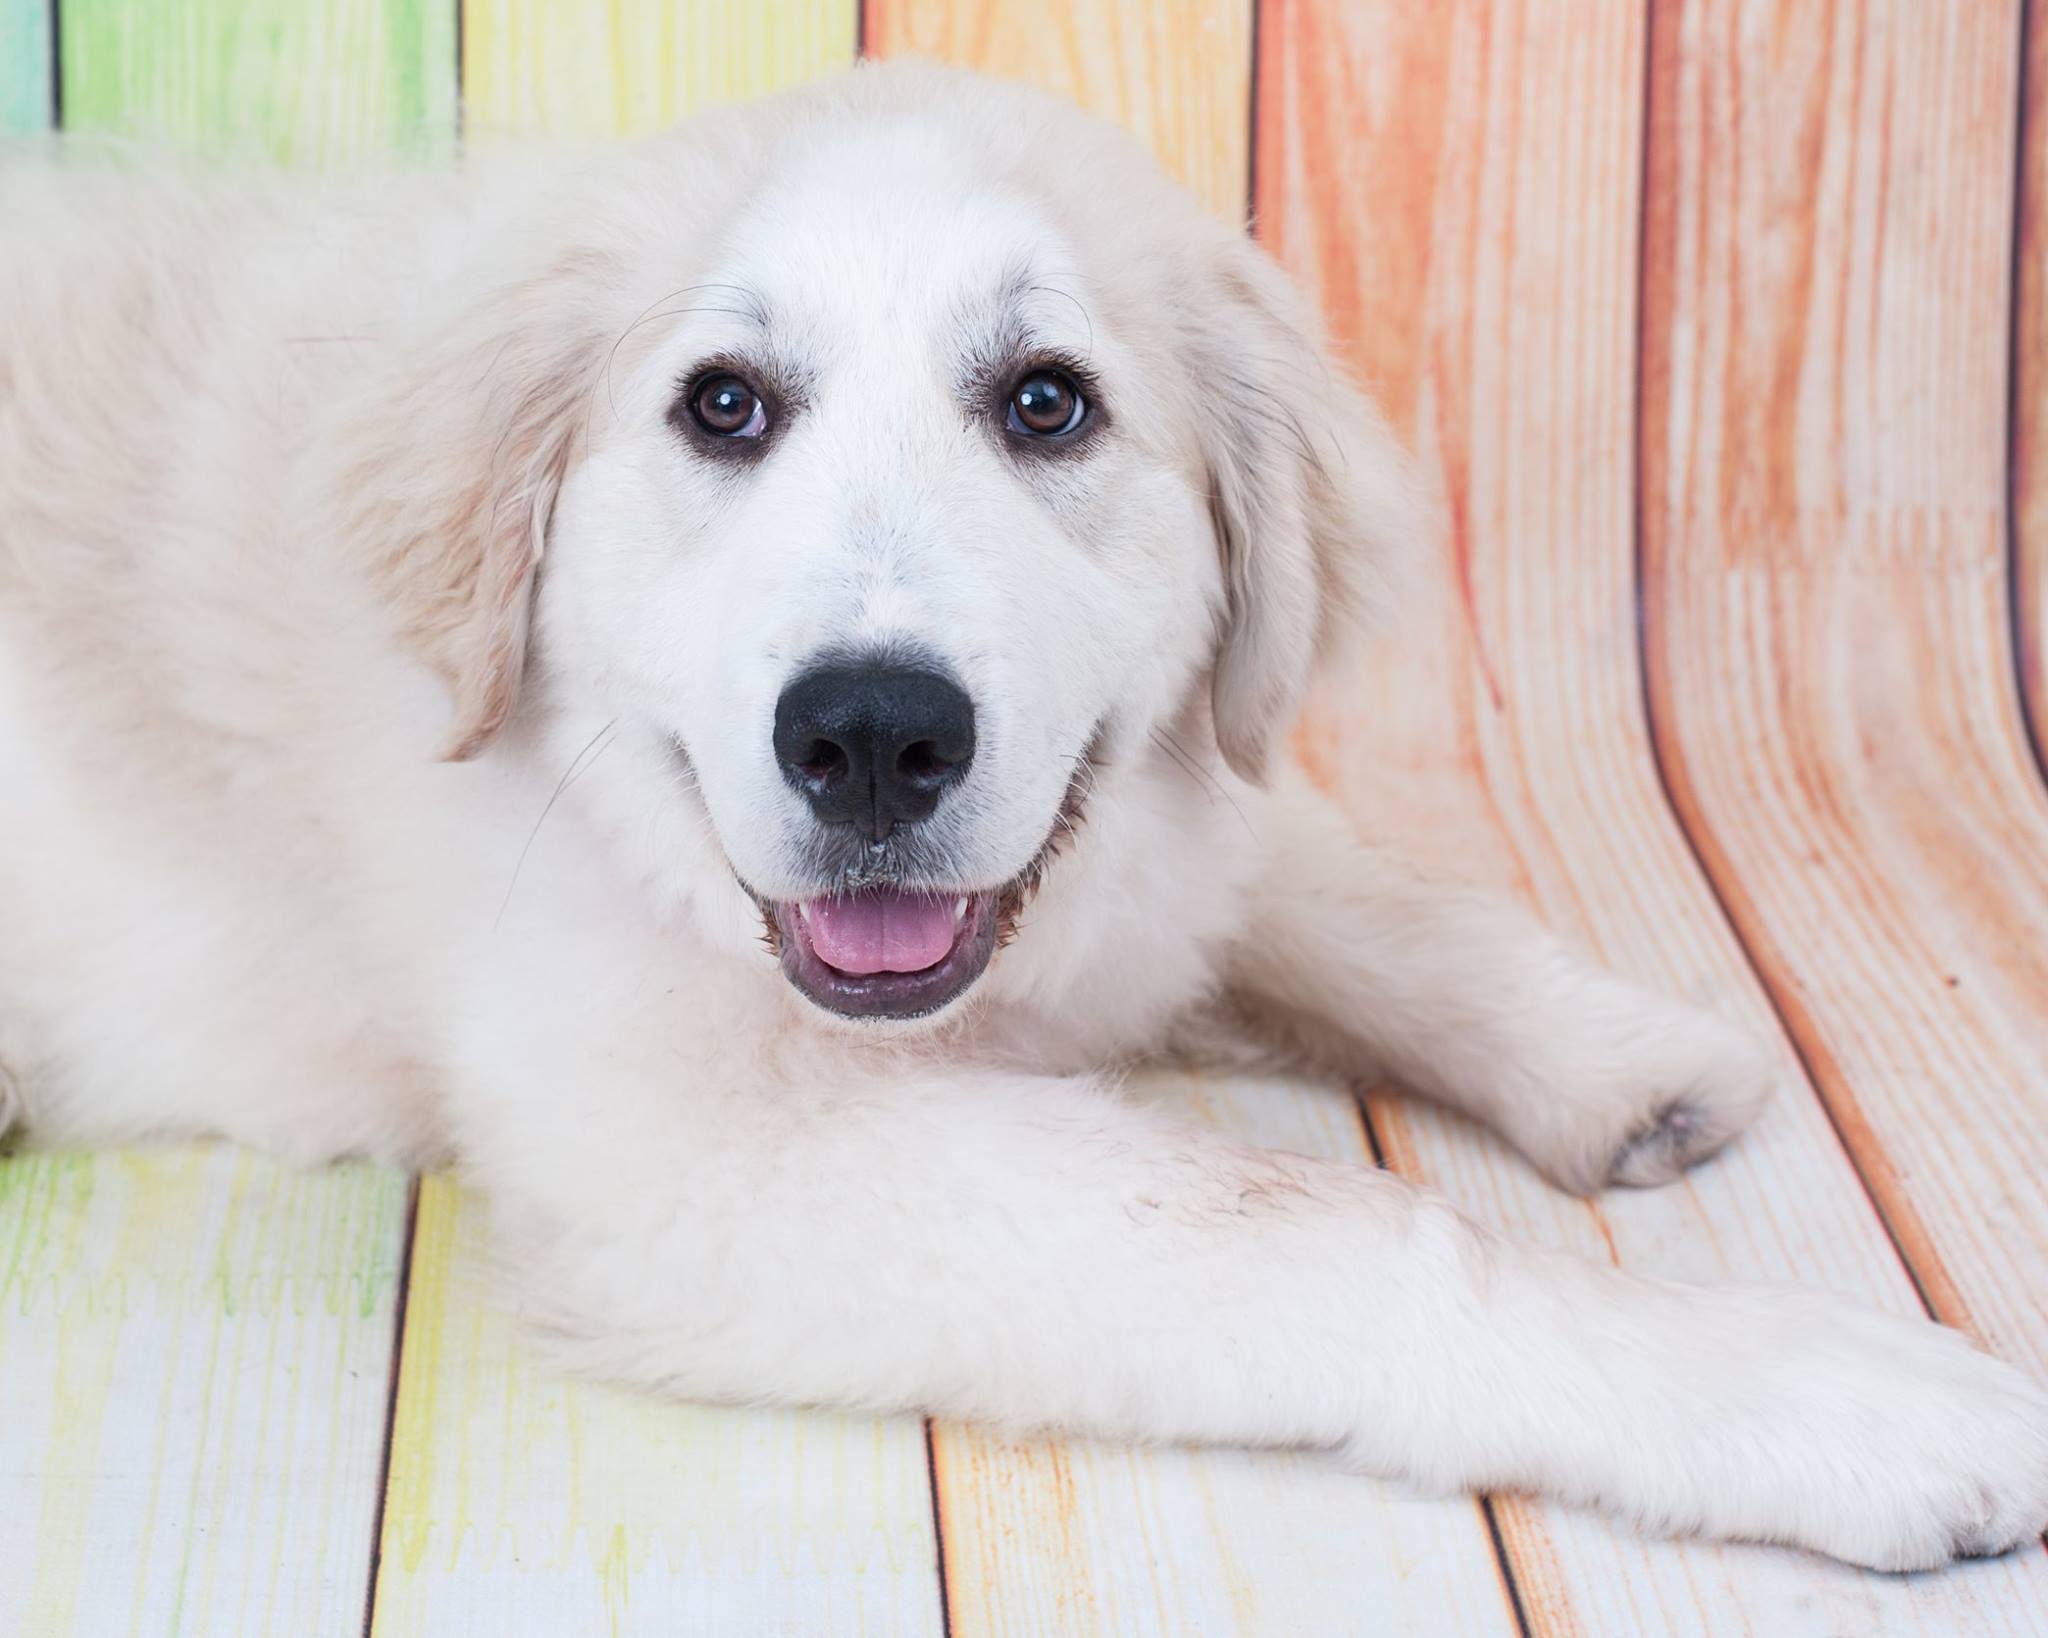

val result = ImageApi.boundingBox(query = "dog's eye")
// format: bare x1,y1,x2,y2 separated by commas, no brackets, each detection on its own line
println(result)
688,372,767,438
1006,370,1087,438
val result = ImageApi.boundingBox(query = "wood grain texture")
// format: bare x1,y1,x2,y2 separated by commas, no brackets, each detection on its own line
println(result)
1264,0,2048,1629
1643,0,2048,1378
863,0,1252,221
849,9,1507,1628
59,0,454,162
462,0,857,141
866,2,1517,1628
932,1070,1522,1638
0,0,50,132
0,1146,407,1637
369,1176,945,1636
2018,2,2048,777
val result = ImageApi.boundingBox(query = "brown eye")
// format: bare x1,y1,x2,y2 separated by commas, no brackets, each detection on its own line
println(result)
688,372,766,438
1007,369,1087,438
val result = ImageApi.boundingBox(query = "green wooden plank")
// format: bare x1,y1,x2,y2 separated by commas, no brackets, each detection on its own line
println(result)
59,0,454,163
1,0,52,132
0,1146,409,1634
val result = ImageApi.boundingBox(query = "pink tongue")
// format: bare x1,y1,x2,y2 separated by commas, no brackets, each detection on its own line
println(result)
804,889,959,976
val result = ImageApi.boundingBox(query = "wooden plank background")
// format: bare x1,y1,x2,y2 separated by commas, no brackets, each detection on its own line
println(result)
462,0,856,141
5,0,2048,1632
1642,0,2048,1374
0,0,48,132
0,1150,407,1636
2019,0,2048,781
57,0,454,162
368,1178,945,1637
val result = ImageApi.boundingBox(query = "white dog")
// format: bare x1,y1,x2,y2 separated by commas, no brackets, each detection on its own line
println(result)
2,61,2044,1571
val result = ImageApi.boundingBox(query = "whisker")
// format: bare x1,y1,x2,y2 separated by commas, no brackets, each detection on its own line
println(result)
494,718,619,931
592,282,764,432
1026,281,1095,362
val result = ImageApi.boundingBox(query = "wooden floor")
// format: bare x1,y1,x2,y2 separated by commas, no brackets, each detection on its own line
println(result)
5,0,2048,1632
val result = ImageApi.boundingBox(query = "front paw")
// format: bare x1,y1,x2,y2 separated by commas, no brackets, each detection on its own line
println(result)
1676,1291,2048,1569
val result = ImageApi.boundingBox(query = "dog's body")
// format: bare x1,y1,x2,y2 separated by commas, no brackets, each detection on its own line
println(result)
3,63,2045,1570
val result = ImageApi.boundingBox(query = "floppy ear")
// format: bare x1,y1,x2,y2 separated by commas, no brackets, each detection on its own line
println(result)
1184,238,1420,783
321,254,612,761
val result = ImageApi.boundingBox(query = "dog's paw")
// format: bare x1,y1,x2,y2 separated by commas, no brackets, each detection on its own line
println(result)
1723,1296,2048,1569
1519,996,1776,1196
1601,1023,1774,1188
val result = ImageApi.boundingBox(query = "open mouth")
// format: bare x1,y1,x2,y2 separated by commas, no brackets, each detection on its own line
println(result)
766,886,1004,1020
738,725,1101,1022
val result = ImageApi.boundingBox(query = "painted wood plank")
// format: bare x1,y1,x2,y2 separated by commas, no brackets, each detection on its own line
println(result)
0,0,50,132
860,2,1520,1629
369,1176,944,1636
462,0,858,141
933,1068,1523,1638
380,15,940,1633
0,1145,407,1636
863,0,1252,222
1264,0,2048,1631
58,0,455,163
2017,2,2048,778
1643,0,2048,1373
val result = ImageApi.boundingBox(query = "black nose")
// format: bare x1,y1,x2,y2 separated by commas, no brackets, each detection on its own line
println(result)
773,661,977,841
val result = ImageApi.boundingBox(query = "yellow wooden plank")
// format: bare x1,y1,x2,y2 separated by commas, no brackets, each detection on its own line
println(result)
1266,0,2048,1629
0,1146,406,1636
369,1176,944,1635
386,15,943,1629
462,0,857,140
863,0,1252,221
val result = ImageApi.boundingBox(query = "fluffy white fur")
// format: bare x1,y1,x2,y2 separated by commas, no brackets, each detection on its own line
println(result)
2,62,2044,1570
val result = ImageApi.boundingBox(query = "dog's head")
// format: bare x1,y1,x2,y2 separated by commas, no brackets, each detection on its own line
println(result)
338,62,1415,1024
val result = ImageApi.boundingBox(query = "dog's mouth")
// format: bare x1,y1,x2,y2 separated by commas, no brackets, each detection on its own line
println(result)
745,729,1101,1022
764,886,1004,1020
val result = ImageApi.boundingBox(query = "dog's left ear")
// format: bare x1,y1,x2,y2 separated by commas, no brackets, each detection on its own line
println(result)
1183,236,1420,783
320,253,612,761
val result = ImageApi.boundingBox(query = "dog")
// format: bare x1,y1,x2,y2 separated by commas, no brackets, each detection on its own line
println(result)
2,60,2044,1571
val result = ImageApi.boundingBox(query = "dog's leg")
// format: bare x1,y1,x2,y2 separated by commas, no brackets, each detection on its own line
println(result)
1219,774,1775,1194
452,982,2047,1569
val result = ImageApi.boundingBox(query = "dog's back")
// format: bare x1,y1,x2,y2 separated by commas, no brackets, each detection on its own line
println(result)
0,158,473,1157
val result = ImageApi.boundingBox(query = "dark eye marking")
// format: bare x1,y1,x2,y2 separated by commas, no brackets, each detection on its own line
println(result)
1005,367,1090,439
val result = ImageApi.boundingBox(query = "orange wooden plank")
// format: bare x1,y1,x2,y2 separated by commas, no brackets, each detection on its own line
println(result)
861,0,1252,221
1265,0,2048,1629
2017,2,2048,776
1642,0,2048,1367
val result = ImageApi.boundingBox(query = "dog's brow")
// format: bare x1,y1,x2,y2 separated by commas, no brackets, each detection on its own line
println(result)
955,270,1097,395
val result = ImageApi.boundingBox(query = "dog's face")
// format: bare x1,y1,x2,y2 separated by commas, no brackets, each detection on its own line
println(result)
349,65,1411,1025
545,130,1228,1020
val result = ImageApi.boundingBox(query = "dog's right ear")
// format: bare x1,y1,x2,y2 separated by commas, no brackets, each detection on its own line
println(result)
319,252,613,761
